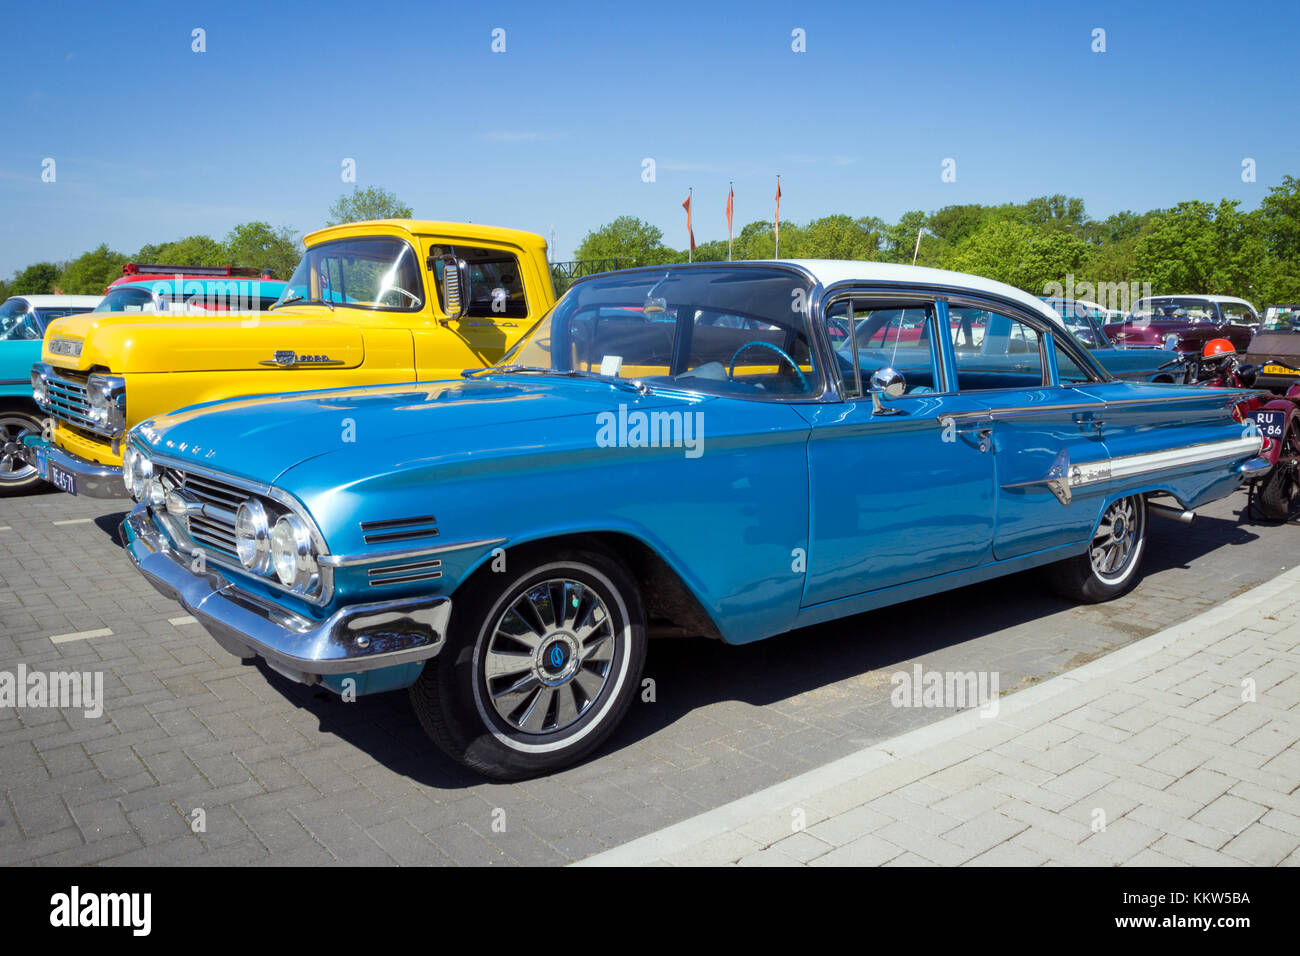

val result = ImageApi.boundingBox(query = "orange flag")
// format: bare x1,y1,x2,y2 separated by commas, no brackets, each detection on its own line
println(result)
726,186,734,237
682,192,696,252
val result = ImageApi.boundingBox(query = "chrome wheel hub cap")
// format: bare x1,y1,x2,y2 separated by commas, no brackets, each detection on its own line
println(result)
1091,497,1138,579
0,420,35,482
483,578,615,735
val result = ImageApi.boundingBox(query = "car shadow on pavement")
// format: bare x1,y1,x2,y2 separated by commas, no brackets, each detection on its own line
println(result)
236,503,1267,789
94,511,129,548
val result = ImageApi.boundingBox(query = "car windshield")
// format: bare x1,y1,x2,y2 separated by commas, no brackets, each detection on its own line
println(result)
1042,299,1103,348
93,286,159,313
1131,297,1216,323
491,266,819,399
273,237,423,311
0,299,41,341
1264,306,1300,331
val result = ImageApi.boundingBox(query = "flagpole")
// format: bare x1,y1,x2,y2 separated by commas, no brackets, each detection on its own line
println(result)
688,187,693,263
774,174,781,260
912,226,923,265
727,181,734,262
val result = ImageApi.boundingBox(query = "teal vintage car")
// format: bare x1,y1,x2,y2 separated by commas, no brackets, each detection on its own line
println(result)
0,294,100,494
120,261,1266,779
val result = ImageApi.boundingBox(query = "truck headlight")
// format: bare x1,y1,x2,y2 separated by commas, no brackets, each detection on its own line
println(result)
235,500,272,573
87,374,126,435
270,514,318,591
30,367,48,407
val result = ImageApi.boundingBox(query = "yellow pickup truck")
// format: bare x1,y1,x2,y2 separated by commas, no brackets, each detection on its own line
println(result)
27,220,554,497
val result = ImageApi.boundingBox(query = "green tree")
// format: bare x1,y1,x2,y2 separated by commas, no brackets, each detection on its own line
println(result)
133,235,230,268
60,244,127,294
327,186,413,225
225,222,300,278
9,262,61,295
1133,200,1267,298
574,216,678,266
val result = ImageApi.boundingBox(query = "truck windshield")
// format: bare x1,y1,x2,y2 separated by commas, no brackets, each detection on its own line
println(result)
273,238,424,312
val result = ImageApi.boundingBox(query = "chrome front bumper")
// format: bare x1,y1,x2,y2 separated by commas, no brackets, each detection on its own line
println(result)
121,508,450,684
22,435,126,498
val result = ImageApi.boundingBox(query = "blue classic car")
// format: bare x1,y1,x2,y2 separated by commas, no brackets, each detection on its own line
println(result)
0,294,101,494
121,261,1266,779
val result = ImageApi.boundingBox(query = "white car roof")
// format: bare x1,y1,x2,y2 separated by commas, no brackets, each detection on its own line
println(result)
1139,294,1255,307
777,259,1066,326
4,294,101,307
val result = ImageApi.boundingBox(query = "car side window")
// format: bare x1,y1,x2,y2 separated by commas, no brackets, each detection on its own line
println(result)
950,307,1045,391
430,245,529,319
828,298,941,398
1053,339,1093,384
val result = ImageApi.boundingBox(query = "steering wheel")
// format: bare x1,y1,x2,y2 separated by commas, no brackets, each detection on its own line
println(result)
380,287,421,307
728,340,810,391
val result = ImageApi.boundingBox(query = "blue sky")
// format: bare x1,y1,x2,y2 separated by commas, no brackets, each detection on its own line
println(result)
1,0,1297,276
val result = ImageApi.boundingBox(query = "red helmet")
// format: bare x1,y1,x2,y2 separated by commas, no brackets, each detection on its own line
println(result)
1202,337,1235,358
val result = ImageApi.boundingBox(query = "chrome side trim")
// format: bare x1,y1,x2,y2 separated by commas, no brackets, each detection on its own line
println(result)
318,536,507,568
938,392,1256,426
1000,436,1264,505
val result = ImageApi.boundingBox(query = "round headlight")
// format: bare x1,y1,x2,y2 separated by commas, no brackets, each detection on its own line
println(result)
124,447,151,501
30,369,47,406
270,514,317,590
1163,333,1180,351
122,446,137,498
234,500,272,573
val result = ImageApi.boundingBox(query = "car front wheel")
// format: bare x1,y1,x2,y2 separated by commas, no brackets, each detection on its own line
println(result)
1046,494,1148,603
410,547,647,780
0,409,45,497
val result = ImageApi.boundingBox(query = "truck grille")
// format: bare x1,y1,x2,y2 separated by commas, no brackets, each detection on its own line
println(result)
44,370,96,432
156,465,246,557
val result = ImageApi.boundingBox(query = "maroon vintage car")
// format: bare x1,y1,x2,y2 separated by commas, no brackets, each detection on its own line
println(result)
1103,295,1258,355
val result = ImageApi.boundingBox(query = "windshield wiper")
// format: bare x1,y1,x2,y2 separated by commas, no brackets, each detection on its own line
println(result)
461,364,552,378
267,292,304,312
460,365,652,393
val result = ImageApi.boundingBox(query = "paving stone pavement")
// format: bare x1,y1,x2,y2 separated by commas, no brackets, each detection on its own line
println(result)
576,566,1300,866
1,485,1299,866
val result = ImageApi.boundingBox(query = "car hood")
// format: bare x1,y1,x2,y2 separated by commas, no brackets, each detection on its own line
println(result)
133,375,717,483
40,306,364,374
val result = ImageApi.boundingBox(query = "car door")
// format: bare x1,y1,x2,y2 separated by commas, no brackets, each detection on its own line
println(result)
942,300,1116,561
798,293,997,607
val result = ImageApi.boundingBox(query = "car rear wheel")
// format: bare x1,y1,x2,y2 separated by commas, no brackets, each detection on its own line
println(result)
0,410,44,497
410,547,647,780
1046,494,1148,603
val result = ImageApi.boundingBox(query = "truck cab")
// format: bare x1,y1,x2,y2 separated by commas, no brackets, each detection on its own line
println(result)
26,220,554,497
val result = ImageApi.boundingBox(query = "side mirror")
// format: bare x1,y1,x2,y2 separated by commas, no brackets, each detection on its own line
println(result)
434,253,471,322
869,367,906,415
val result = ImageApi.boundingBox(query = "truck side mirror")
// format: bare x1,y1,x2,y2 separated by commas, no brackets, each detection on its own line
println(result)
433,254,471,322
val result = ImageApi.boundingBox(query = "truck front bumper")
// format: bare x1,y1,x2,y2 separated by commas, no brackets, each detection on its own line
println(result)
22,435,126,498
121,507,451,685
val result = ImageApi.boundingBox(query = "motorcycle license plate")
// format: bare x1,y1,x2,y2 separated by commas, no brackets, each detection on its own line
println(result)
1263,364,1297,376
1250,410,1286,440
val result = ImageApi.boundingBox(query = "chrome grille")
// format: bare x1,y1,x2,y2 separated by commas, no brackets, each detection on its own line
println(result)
368,559,443,587
157,466,246,557
360,514,439,545
45,371,94,430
